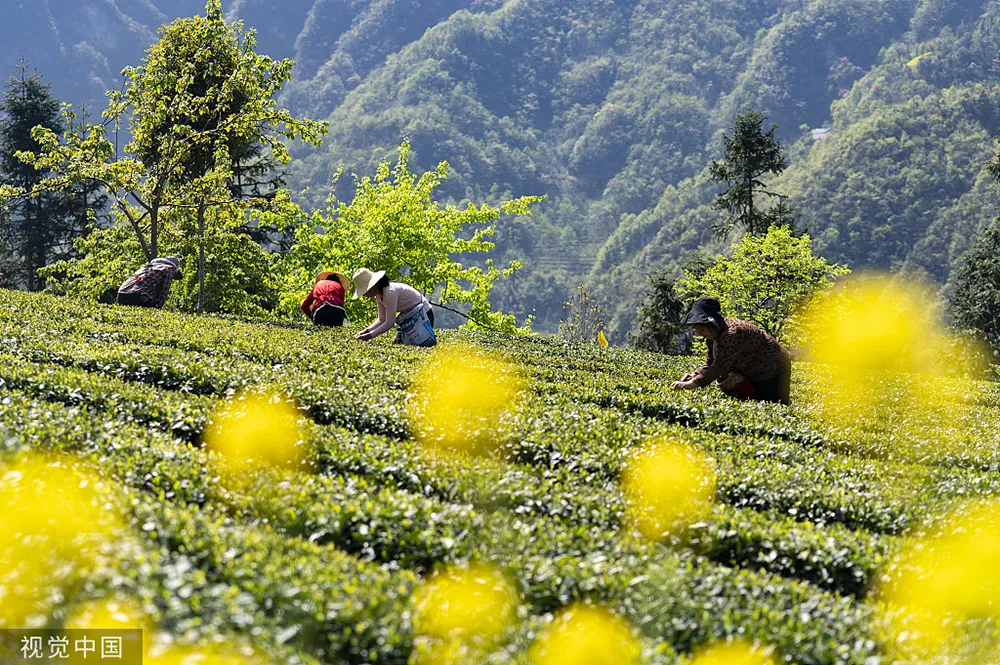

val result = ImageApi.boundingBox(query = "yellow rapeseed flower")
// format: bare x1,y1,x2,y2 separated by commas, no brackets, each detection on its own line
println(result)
690,641,776,665
65,599,152,664
203,391,304,471
409,342,527,457
413,564,517,639
795,274,982,460
529,604,640,665
622,439,716,540
411,564,518,665
66,599,267,665
0,454,118,627
146,644,269,665
881,500,1000,662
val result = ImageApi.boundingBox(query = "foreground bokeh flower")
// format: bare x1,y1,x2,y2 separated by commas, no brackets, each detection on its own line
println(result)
622,439,716,540
690,641,776,665
0,454,118,627
409,342,527,457
203,391,304,470
530,604,640,665
881,500,1000,662
66,599,269,665
795,274,986,460
411,564,518,665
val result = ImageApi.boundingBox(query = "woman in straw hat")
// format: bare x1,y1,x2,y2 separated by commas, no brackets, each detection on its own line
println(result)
352,268,436,347
301,271,350,327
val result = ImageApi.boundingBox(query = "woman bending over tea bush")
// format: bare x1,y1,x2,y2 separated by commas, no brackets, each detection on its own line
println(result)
672,298,792,405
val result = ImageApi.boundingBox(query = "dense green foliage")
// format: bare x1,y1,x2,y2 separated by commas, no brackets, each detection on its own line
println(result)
708,111,795,238
677,226,850,340
15,1,326,314
286,0,995,332
630,273,690,355
951,221,1000,350
273,141,541,333
0,65,102,290
4,289,1000,662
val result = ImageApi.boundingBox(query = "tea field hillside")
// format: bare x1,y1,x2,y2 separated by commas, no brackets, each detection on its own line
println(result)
2,288,1000,664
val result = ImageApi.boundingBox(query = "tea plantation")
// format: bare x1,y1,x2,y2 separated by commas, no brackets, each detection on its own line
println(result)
2,288,998,664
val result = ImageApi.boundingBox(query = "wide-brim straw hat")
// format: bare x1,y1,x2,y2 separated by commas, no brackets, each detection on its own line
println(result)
351,268,386,300
316,271,350,291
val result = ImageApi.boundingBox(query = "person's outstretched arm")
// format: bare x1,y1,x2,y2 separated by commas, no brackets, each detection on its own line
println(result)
674,343,717,390
360,298,387,335
361,290,399,340
301,291,315,317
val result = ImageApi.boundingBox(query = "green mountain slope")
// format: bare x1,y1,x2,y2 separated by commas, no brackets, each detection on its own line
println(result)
291,0,996,331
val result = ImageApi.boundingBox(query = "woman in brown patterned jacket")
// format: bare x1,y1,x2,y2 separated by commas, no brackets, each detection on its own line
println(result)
671,298,792,405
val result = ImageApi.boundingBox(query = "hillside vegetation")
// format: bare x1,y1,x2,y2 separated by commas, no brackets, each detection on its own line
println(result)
3,289,1000,663
5,0,999,330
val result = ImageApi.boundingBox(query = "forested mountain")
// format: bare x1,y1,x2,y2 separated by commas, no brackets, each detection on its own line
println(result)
2,0,998,332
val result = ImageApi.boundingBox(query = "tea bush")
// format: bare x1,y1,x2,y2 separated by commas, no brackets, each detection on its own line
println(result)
2,289,999,663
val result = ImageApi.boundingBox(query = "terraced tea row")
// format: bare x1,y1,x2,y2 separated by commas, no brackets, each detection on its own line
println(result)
2,289,997,665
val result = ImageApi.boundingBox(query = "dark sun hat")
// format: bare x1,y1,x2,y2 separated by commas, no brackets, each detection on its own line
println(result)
683,297,726,327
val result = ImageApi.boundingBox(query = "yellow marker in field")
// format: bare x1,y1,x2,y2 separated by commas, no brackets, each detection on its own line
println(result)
598,330,609,347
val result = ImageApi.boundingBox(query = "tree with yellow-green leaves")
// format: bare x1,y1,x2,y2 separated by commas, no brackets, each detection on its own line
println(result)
6,0,326,314
677,225,849,341
270,141,543,334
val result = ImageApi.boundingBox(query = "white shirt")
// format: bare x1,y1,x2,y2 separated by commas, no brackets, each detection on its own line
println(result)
364,282,431,338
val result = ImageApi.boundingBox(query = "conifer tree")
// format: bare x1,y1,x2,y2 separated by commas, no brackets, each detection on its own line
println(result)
709,110,796,239
0,62,69,289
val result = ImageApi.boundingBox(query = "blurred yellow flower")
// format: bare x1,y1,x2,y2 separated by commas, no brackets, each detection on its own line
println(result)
409,342,526,457
795,274,983,459
146,644,269,665
62,599,152,665
67,599,267,665
881,500,1000,662
204,391,304,470
622,439,715,540
0,454,118,627
411,564,518,665
530,604,640,665
690,641,776,665
413,564,517,639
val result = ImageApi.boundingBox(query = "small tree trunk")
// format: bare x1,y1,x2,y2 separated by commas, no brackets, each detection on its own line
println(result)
197,203,206,313
25,198,35,291
149,204,159,259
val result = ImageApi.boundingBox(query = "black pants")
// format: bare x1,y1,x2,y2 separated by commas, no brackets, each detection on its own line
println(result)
313,305,346,327
752,367,792,405
117,292,152,308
